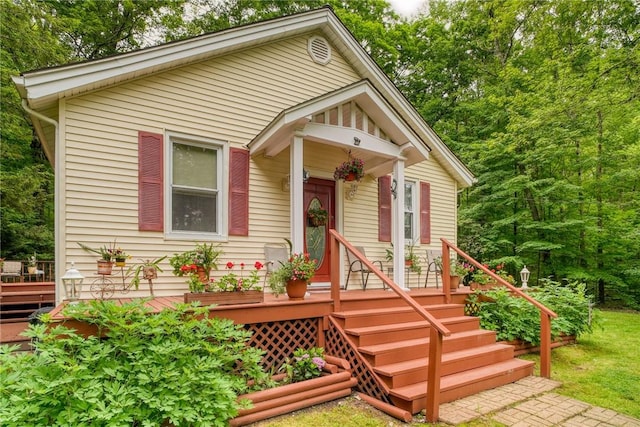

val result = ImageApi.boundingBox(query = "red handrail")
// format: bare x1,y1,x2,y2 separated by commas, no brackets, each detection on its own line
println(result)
330,230,449,422
440,238,558,378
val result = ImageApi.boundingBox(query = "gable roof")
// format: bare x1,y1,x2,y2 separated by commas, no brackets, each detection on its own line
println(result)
12,6,475,188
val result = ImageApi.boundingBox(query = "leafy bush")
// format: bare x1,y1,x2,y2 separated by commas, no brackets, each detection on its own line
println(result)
468,280,596,345
0,299,269,426
279,347,325,383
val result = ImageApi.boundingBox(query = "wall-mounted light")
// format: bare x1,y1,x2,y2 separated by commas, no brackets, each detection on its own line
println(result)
282,169,311,191
353,137,361,146
391,179,397,199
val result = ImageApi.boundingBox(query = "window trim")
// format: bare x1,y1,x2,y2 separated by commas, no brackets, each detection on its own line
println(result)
164,131,228,241
404,180,418,244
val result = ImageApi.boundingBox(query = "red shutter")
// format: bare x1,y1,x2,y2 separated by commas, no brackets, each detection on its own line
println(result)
228,147,249,236
378,176,392,242
138,131,163,231
420,181,431,244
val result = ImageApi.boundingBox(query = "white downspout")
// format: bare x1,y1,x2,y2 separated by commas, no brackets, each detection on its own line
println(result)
20,100,63,304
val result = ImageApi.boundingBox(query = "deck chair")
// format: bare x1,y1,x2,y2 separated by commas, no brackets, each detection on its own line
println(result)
1,261,23,283
424,250,441,288
345,247,383,290
263,243,289,286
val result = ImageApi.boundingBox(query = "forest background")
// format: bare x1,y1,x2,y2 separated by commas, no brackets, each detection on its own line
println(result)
1,0,638,308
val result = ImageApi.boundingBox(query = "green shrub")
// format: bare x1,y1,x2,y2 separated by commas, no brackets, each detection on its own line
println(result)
468,280,596,345
0,299,269,426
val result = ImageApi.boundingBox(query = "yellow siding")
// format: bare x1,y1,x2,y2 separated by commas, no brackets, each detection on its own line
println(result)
62,35,363,297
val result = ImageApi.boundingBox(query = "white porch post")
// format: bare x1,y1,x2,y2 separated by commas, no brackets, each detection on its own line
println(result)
290,132,305,253
392,159,409,291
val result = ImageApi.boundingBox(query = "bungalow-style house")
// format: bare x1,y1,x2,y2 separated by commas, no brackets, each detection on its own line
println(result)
13,6,474,302
12,8,554,422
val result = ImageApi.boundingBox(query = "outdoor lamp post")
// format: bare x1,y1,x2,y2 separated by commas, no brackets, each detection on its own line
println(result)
520,265,530,289
62,262,84,302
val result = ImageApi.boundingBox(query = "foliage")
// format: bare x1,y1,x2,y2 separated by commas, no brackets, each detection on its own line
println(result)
78,240,120,261
169,242,222,280
468,280,596,345
333,156,365,181
450,259,473,277
0,299,269,426
470,263,516,285
213,261,264,292
279,348,326,384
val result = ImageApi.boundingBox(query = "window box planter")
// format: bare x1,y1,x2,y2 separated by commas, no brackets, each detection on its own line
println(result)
230,356,356,426
183,290,264,305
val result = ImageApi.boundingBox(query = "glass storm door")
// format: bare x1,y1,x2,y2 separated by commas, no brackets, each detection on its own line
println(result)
303,178,335,283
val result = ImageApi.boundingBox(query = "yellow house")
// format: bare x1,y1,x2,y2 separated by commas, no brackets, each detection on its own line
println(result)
13,7,474,303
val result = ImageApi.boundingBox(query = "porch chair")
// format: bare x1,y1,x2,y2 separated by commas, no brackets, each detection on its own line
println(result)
345,246,383,290
1,261,23,283
263,243,289,286
423,250,441,288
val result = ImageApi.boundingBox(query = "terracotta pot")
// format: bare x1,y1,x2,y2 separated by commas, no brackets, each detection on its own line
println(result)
449,275,460,292
196,266,209,283
97,260,113,275
286,279,308,300
344,172,357,181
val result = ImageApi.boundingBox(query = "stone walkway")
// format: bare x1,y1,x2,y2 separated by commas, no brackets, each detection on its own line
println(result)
438,376,640,426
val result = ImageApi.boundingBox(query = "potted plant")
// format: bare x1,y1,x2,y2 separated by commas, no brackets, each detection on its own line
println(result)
333,156,364,182
78,241,117,275
184,261,265,305
169,242,222,284
112,247,130,267
307,207,328,227
267,240,317,300
449,258,473,291
127,256,166,296
27,253,37,274
404,242,422,275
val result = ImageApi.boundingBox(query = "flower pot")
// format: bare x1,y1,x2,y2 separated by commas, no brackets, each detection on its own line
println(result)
449,275,460,292
97,260,113,275
344,172,357,182
115,257,126,267
27,266,37,274
196,266,209,283
184,290,264,305
286,279,308,300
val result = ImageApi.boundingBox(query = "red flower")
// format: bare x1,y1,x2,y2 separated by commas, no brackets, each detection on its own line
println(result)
180,265,190,272
254,261,264,270
190,264,197,271
240,262,245,269
226,261,234,269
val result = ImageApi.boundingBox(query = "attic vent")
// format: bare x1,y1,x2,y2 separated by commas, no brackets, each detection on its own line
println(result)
308,36,331,65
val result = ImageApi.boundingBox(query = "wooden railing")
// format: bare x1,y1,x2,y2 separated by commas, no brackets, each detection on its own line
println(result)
440,238,558,378
329,230,450,422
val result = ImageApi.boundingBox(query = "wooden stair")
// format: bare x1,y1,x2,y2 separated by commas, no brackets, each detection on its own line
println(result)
331,302,534,414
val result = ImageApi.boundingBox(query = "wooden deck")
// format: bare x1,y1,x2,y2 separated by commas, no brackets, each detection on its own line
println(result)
47,286,473,324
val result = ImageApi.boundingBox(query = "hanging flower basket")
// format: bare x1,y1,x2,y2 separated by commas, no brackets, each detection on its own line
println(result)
307,207,328,227
333,157,364,182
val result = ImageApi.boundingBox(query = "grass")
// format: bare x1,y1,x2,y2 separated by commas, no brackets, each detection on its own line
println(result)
252,310,639,426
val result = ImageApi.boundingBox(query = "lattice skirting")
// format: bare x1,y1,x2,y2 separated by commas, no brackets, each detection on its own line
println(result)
324,317,391,404
245,318,319,372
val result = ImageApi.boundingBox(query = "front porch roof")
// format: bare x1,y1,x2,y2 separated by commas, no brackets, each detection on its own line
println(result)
248,80,429,177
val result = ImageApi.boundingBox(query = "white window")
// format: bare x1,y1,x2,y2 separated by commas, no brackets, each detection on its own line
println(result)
167,133,225,238
404,181,417,242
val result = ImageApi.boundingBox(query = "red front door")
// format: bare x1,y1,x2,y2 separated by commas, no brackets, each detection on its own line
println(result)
303,178,335,283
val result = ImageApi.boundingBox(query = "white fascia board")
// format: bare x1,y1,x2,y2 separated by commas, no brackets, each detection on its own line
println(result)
16,11,332,104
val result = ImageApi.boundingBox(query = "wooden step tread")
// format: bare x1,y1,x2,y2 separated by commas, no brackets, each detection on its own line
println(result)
358,329,495,356
389,359,534,400
345,316,473,336
375,343,513,376
332,304,464,318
